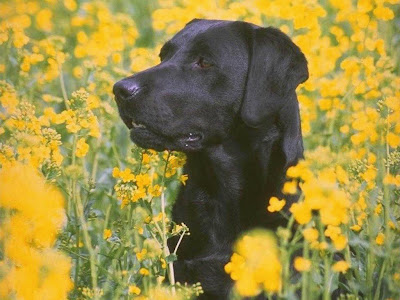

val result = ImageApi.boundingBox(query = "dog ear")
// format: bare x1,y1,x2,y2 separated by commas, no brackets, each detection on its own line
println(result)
241,26,308,128
278,94,304,168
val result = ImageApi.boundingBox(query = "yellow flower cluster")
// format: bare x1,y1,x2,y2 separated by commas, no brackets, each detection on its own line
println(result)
45,88,101,137
0,82,63,172
76,137,89,158
112,151,186,207
163,152,187,178
72,2,138,67
113,167,162,207
294,257,311,272
267,196,286,213
332,261,350,274
225,229,281,297
286,161,351,227
0,162,72,299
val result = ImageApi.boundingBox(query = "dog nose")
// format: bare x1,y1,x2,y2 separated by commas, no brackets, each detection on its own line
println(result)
113,79,141,102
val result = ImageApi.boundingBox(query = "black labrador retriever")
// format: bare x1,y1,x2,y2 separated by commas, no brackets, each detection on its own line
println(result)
113,19,308,299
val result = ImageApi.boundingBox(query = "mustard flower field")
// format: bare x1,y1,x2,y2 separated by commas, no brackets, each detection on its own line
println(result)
1,0,400,299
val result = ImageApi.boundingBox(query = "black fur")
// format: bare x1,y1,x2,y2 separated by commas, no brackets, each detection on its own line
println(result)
113,19,308,299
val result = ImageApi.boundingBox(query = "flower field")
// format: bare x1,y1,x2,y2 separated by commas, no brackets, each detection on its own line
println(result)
1,0,400,299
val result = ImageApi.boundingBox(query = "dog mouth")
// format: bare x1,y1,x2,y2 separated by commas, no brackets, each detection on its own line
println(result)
120,114,204,151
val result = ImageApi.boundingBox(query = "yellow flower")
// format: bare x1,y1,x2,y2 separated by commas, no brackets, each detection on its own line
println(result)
112,167,120,178
112,52,122,63
332,261,350,273
141,153,151,164
160,258,167,269
12,30,29,49
350,224,361,232
383,174,400,186
36,9,53,31
290,202,312,225
375,232,385,245
387,132,400,148
73,66,83,78
76,138,89,157
103,229,112,240
137,227,144,235
0,162,72,299
225,229,281,296
66,122,81,133
128,285,141,295
119,168,135,182
335,166,349,184
374,203,383,215
136,249,147,262
294,257,311,272
148,184,162,197
325,225,341,240
64,0,77,11
303,228,319,242
373,6,394,20
179,174,189,185
267,197,286,213
283,180,298,194
148,286,185,300
388,221,397,230
332,234,347,251
139,268,149,276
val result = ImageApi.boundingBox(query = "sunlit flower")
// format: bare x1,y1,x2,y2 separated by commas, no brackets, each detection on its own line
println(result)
332,261,350,273
267,197,286,212
225,229,281,296
0,162,72,299
290,202,312,225
139,268,150,276
103,229,112,240
128,285,141,295
303,227,319,242
375,232,385,245
294,257,311,272
76,137,89,157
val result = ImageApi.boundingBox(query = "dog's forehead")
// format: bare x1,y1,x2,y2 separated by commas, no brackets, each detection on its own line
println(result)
168,19,245,50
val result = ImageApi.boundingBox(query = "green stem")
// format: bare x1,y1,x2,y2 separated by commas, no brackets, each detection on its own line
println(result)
173,229,187,255
70,133,98,298
59,63,69,109
70,134,79,292
366,217,374,299
373,258,387,300
345,243,360,296
383,107,391,248
301,241,309,300
280,215,295,297
61,246,119,282
75,188,99,299
2,37,10,80
160,151,176,293
317,219,330,300
74,219,80,289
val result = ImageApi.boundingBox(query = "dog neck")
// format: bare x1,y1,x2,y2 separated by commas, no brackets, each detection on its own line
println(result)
183,121,293,230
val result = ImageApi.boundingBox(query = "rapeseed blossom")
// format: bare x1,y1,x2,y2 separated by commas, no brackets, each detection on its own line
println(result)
225,230,282,296
294,257,311,272
0,162,72,299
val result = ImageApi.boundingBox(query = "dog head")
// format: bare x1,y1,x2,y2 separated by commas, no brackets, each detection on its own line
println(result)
113,19,308,160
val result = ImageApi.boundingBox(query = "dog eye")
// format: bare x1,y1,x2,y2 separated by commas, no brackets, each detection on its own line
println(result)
196,57,213,69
